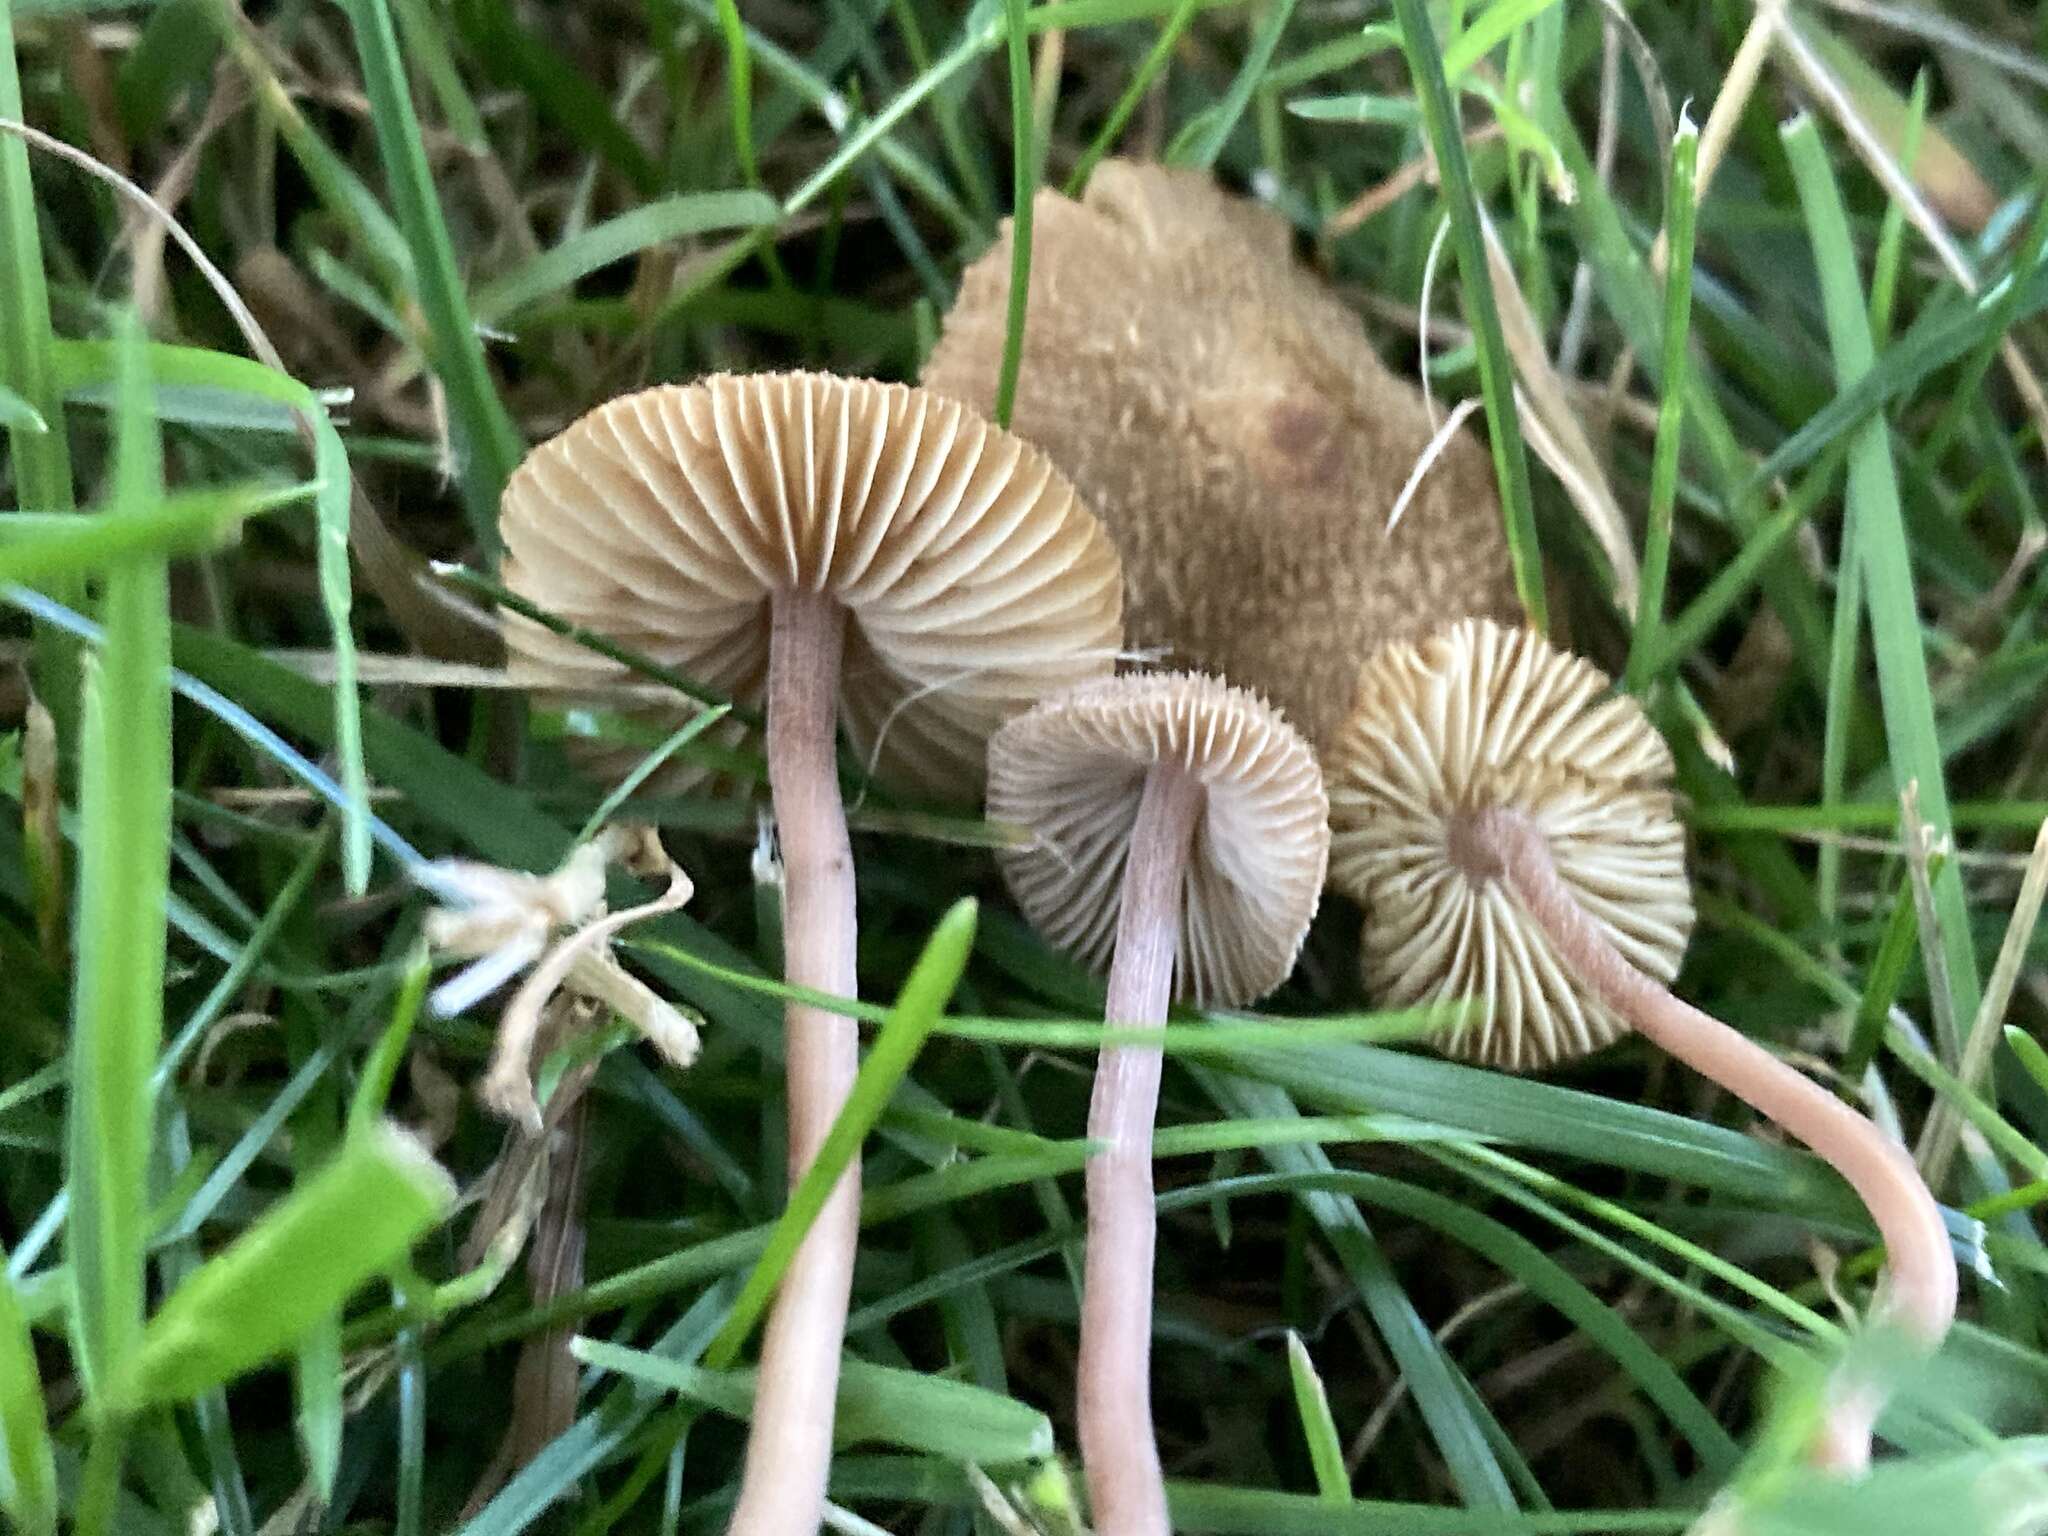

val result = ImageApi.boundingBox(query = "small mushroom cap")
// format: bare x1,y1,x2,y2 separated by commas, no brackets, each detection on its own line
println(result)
499,371,1125,802
923,160,1519,754
1326,620,1694,1071
988,673,1329,1008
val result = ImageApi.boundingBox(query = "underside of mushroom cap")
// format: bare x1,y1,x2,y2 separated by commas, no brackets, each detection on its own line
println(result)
1326,620,1694,1071
988,672,1329,1009
922,160,1519,754
498,372,1125,803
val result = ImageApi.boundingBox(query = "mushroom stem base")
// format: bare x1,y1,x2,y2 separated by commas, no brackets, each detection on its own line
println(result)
1467,805,1957,1473
727,590,859,1536
1082,763,1204,1536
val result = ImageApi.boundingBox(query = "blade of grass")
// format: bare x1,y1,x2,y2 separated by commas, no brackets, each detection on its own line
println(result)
0,1250,55,1536
65,316,171,1410
1391,0,1546,628
0,0,78,727
573,1339,1055,1465
0,481,317,586
198,0,413,283
1171,0,1298,169
0,380,42,430
129,1123,455,1404
1198,1070,1517,1511
1625,114,1699,691
1644,446,1846,678
474,190,779,322
1065,0,1200,194
348,948,432,1135
715,0,760,184
702,899,977,1369
390,0,486,148
49,336,371,895
1843,870,1920,1087
454,1285,731,1536
1285,1332,1349,1503
992,0,1035,428
2,591,425,882
1919,820,2048,1188
1783,115,1983,1034
339,0,523,548
1339,1162,1740,1470
574,708,734,845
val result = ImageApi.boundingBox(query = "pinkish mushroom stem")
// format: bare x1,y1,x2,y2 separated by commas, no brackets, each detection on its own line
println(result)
1081,762,1205,1536
726,589,862,1536
1461,805,1957,1472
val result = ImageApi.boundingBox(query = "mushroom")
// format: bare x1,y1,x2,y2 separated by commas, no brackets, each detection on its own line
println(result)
924,158,1519,753
987,673,1328,1535
1326,618,1956,1472
498,372,1124,1535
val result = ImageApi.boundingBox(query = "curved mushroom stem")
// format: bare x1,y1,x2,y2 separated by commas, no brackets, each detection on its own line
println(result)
1082,762,1204,1536
727,591,861,1536
1462,806,1957,1472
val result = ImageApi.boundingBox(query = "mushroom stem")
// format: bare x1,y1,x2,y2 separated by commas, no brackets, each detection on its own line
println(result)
1082,762,1204,1536
727,589,861,1536
1464,805,1957,1470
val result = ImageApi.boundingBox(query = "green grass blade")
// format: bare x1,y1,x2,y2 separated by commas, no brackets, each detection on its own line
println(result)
1782,115,1982,1034
0,1252,55,1536
129,1122,455,1405
1172,0,1298,169
1645,448,1844,678
389,0,486,148
1065,0,1200,194
1284,1331,1350,1503
0,482,317,586
574,706,733,845
573,1338,1055,1465
475,191,779,322
348,947,432,1136
703,898,977,1369
1161,1483,1688,1534
0,0,79,729
1391,0,1545,628
992,0,1035,428
0,0,70,515
339,0,523,548
451,0,658,194
1625,115,1699,693
65,317,171,1410
1844,871,1919,1086
1440,0,1562,79
2003,1026,2048,1102
49,337,371,895
292,1312,343,1502
0,380,43,431
1199,1070,1517,1511
715,0,760,183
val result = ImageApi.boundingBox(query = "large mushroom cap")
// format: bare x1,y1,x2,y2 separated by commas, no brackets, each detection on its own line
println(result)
1326,620,1694,1071
988,673,1329,1008
923,160,1519,754
499,371,1125,802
